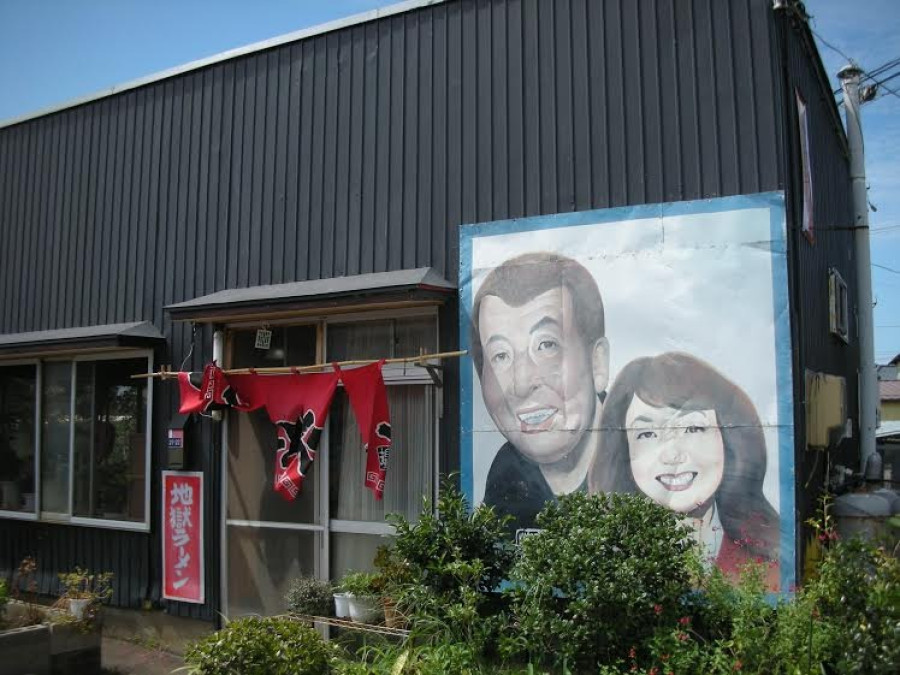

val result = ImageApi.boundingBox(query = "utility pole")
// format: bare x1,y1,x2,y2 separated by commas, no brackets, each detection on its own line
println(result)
838,64,877,471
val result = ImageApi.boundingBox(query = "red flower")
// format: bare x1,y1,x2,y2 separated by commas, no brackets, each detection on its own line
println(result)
653,604,663,616
649,668,659,675
629,647,637,660
678,616,691,626
676,631,689,642
733,660,743,671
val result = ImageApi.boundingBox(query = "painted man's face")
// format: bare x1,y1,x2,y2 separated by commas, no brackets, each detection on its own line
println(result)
625,395,725,513
477,286,607,466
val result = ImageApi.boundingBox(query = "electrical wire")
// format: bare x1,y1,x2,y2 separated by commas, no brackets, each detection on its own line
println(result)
810,26,855,65
833,56,900,94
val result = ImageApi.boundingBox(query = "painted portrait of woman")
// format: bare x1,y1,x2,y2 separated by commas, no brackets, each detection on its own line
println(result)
589,352,780,587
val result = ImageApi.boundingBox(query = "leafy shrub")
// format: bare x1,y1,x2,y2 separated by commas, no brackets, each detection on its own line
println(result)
333,641,543,675
0,578,8,623
507,492,697,670
648,537,900,675
794,537,900,673
386,480,515,653
285,576,333,616
340,571,381,597
183,615,335,675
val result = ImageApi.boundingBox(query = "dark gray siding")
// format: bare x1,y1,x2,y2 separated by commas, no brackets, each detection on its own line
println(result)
1,0,797,619
775,9,858,566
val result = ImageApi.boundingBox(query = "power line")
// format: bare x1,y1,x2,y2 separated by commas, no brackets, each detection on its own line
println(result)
864,57,900,82
873,263,900,275
811,27,855,65
870,70,900,101
832,56,900,94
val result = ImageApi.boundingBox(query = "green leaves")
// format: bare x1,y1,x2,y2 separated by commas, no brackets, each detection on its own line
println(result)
285,576,334,616
184,616,335,675
385,480,514,656
508,492,698,670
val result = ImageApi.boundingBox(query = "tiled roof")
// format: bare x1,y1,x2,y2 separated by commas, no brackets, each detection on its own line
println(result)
880,380,900,401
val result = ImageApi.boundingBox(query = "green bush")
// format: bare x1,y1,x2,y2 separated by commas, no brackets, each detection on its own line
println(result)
794,537,900,673
333,641,544,675
285,576,334,616
386,480,515,654
640,537,900,675
183,615,335,675
340,571,381,598
0,578,8,624
507,491,697,670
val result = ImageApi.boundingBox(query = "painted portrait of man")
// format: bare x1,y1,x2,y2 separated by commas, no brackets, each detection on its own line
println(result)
459,193,794,590
469,253,609,534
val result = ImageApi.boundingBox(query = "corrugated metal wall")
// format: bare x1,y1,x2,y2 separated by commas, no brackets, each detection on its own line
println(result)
1,0,828,619
776,8,859,567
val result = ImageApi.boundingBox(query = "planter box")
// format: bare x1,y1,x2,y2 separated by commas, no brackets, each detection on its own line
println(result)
1,601,102,675
50,622,102,675
0,623,52,675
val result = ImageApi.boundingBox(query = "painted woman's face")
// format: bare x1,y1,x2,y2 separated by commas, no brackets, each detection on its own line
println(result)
625,394,725,513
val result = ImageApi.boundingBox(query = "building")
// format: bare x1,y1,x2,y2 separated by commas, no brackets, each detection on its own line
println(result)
0,0,863,633
879,354,900,421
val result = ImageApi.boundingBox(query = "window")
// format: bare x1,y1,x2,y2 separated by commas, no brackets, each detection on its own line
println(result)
0,352,152,529
327,316,437,578
0,364,37,512
224,312,439,616
828,268,849,343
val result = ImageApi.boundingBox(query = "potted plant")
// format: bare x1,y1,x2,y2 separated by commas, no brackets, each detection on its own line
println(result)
339,571,382,624
332,583,351,620
57,567,113,623
285,575,333,618
373,545,411,629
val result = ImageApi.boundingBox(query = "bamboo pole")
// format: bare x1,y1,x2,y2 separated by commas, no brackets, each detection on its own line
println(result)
132,349,467,379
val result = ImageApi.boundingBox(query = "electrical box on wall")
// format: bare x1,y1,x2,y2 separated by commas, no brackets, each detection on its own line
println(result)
805,370,847,449
167,413,192,469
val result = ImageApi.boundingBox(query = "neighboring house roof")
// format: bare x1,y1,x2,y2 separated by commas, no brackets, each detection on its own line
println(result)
890,353,900,366
880,380,900,401
877,420,900,439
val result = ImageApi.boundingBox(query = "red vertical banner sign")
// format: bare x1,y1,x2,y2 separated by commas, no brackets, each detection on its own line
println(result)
162,471,204,604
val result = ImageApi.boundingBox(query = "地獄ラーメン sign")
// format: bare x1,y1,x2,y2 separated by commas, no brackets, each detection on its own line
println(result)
162,471,204,603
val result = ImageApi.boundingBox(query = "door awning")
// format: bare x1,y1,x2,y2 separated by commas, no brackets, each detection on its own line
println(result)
0,321,165,358
165,268,456,323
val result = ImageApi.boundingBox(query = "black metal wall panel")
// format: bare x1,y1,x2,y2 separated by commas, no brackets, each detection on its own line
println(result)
774,10,858,568
1,0,821,618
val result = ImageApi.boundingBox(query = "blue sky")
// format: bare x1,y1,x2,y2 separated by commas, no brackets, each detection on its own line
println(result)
0,0,897,363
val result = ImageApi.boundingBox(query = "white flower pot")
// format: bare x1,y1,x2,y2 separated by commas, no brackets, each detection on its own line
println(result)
347,594,382,624
333,592,351,619
68,598,91,621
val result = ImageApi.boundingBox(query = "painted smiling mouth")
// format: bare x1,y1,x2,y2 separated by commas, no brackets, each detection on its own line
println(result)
656,472,698,491
517,407,558,431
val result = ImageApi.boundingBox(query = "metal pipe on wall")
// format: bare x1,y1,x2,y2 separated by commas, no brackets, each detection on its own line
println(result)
837,65,877,470
211,329,224,422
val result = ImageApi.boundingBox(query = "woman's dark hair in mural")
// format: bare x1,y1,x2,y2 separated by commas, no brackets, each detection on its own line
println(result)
469,251,606,376
590,352,779,561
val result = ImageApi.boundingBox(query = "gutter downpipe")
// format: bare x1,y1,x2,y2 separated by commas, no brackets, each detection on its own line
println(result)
837,65,877,471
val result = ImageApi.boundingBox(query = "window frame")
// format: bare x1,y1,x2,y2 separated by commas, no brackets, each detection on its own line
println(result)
828,268,849,344
0,349,154,532
220,307,441,614
0,358,40,522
